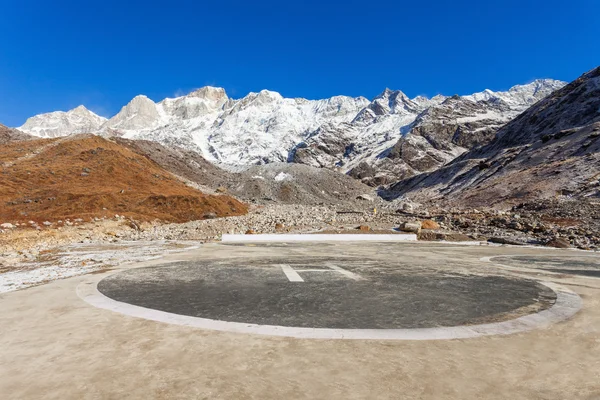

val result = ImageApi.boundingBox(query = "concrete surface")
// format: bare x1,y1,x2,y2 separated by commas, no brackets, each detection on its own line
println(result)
97,257,558,329
1,242,600,399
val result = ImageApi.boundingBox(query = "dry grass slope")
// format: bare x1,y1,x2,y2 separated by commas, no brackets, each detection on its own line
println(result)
0,135,247,223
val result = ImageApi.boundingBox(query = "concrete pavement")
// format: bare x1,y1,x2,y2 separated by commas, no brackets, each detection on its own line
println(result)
1,242,599,399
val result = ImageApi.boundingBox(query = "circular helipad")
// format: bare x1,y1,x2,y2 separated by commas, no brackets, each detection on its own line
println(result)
85,255,583,340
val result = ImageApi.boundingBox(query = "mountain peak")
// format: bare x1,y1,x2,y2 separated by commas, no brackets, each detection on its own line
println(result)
374,88,407,100
257,89,283,100
189,86,228,101
18,105,106,138
130,94,153,103
72,105,89,112
104,95,159,131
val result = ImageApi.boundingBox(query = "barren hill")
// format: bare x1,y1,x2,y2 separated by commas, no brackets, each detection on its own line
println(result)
383,66,600,208
231,163,376,205
0,135,247,224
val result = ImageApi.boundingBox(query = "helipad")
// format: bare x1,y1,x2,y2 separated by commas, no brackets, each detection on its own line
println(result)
79,247,583,340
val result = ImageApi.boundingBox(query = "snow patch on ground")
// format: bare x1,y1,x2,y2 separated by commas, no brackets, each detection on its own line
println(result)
274,172,293,181
0,241,198,293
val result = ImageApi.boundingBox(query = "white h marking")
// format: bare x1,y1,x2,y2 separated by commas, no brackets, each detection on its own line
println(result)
279,264,362,282
280,264,304,282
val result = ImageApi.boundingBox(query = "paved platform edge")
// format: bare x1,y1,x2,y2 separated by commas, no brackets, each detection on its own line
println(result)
221,234,418,242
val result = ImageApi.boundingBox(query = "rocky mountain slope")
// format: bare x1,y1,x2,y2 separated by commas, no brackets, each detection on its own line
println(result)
17,80,564,181
383,66,600,208
0,124,32,144
117,138,376,205
229,163,376,205
0,135,247,224
294,80,565,185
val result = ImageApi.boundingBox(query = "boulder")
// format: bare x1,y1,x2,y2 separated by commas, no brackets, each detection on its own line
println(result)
421,220,440,230
488,237,525,246
546,237,571,249
357,225,371,232
245,229,256,235
399,222,421,234
418,231,446,241
401,203,414,212
356,194,374,202
275,223,285,230
0,223,15,229
203,212,217,219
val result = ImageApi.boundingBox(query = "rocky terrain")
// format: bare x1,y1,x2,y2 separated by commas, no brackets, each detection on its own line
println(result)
0,124,32,144
114,137,232,192
383,66,600,207
404,199,600,250
117,138,376,205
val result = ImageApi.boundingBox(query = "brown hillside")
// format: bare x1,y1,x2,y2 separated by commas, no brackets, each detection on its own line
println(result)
0,135,247,224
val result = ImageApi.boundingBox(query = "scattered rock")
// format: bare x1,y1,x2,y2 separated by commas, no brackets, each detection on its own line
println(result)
356,194,374,202
418,231,446,241
546,237,571,248
357,225,371,232
445,233,474,242
275,223,284,230
216,186,228,193
203,212,217,219
42,221,52,226
401,203,414,212
488,237,525,246
399,222,421,234
245,229,256,235
421,220,440,230
0,223,15,229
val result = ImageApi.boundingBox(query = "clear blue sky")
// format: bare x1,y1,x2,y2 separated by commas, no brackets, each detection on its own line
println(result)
0,0,598,127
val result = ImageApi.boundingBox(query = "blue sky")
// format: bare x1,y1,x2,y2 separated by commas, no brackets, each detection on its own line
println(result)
0,0,598,127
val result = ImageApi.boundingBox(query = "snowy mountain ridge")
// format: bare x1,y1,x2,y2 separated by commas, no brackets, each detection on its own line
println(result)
19,105,108,138
17,79,566,173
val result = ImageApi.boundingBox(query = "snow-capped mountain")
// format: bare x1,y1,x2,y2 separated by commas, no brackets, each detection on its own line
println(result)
19,105,107,138
17,79,565,180
292,79,565,184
